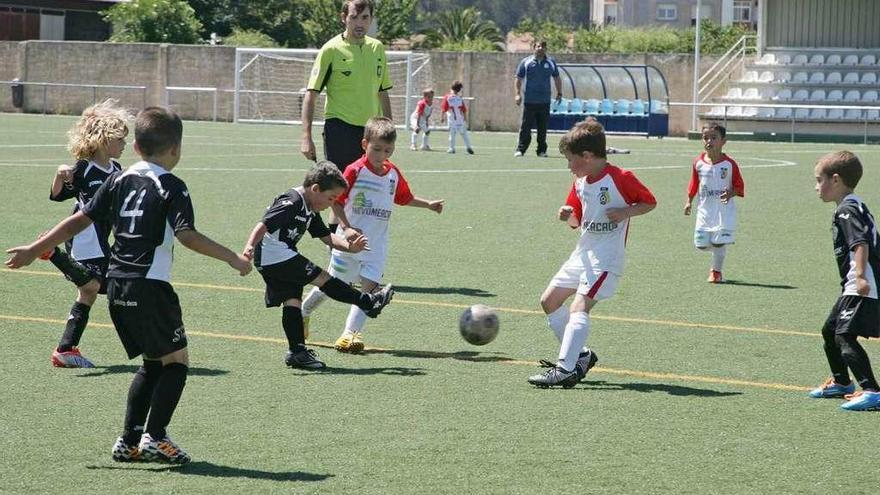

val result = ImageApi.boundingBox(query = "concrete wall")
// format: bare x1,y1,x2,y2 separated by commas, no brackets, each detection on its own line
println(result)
0,40,714,136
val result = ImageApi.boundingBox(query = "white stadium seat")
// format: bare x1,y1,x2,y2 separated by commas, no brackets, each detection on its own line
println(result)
860,54,876,65
844,108,863,120
843,72,860,84
793,89,810,101
809,89,826,101
728,106,744,117
827,90,843,102
726,87,742,99
758,71,774,83
756,53,775,65
843,55,859,66
862,90,879,102
776,54,792,65
826,108,845,119
757,107,774,118
708,106,726,116
809,108,827,119
792,54,809,65
860,72,877,85
794,108,811,119
826,72,842,84
808,72,825,84
774,89,792,101
742,71,759,82
807,54,825,65
844,90,861,101
775,107,793,119
742,107,758,117
826,54,842,65
792,72,809,83
775,71,792,82
743,88,760,99
867,109,880,120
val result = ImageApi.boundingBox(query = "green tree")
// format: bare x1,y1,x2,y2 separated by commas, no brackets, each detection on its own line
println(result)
418,7,504,51
104,0,204,44
301,0,345,47
187,0,306,47
223,28,280,48
512,19,571,52
376,0,418,45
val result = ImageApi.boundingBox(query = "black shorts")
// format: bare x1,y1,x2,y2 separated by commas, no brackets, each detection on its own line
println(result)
107,278,188,359
257,255,323,307
822,295,880,338
323,118,365,171
67,257,108,293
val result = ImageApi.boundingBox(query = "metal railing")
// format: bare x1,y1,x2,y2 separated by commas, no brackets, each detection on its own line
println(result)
694,35,758,128
672,101,880,144
0,80,147,114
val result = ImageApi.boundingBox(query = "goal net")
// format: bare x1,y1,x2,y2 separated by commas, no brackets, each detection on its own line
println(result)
234,48,433,126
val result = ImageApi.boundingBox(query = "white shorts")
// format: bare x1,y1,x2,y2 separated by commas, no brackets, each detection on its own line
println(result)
549,250,619,301
328,251,385,284
410,116,429,132
694,229,735,249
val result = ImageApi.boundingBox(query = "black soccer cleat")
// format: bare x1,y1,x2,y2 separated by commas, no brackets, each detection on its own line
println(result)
575,350,598,382
285,348,326,370
365,284,394,318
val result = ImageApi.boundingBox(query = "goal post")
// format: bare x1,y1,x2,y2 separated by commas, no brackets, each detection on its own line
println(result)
233,48,433,127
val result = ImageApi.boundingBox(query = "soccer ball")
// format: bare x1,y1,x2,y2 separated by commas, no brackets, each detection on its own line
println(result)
459,304,499,346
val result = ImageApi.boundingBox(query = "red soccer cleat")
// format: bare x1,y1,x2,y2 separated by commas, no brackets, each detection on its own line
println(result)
707,270,723,283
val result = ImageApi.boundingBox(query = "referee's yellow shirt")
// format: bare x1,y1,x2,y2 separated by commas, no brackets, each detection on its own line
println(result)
307,34,393,127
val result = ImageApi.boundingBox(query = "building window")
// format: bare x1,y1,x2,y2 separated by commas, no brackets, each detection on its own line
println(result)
657,4,677,21
733,0,752,22
604,1,618,25
690,4,713,25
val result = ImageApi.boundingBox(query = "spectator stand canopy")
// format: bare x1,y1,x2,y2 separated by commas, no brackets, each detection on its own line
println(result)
549,64,670,137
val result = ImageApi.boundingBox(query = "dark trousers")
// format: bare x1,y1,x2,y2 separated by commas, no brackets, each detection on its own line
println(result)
517,102,550,154
822,323,880,391
323,118,365,171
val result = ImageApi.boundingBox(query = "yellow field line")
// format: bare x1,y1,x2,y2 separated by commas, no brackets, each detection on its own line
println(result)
0,312,811,392
2,268,823,339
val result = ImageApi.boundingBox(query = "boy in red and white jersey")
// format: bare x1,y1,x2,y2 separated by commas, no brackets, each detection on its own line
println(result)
301,117,444,353
530,119,656,388
684,122,744,283
440,80,474,155
409,88,434,151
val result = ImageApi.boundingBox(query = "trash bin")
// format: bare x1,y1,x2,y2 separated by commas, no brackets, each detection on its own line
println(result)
11,78,23,108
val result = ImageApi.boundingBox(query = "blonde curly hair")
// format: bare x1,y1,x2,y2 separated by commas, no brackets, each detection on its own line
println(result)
67,99,131,160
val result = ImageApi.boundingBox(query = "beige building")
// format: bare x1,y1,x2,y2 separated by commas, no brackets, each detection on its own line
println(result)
591,0,758,29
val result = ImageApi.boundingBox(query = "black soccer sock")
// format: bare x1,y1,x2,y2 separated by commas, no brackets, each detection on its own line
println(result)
836,334,880,391
282,306,306,351
146,363,188,440
57,302,91,351
328,223,339,235
122,360,163,444
822,326,852,386
319,277,373,311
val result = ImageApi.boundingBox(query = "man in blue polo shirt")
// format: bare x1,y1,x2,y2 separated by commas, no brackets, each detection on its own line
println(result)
514,40,562,158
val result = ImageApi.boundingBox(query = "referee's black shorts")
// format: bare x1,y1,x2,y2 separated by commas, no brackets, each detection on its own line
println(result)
323,118,365,171
257,255,323,307
107,278,188,359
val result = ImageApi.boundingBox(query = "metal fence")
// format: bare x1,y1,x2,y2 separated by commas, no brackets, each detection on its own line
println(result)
0,80,147,115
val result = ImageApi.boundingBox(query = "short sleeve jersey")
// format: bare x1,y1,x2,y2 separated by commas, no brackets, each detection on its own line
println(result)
256,187,332,268
832,194,880,298
566,164,656,275
687,152,744,232
440,92,468,127
409,99,433,129
82,161,195,282
50,158,122,261
306,34,393,127
333,156,414,263
515,55,560,104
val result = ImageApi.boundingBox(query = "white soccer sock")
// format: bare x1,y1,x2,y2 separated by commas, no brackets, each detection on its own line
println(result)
558,312,590,372
460,128,473,149
422,132,430,148
711,245,727,272
345,305,368,334
448,127,457,150
547,306,569,342
411,131,418,147
301,287,327,317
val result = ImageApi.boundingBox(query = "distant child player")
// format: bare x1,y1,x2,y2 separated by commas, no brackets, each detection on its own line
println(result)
409,88,434,151
42,99,128,368
301,117,444,353
684,122,744,283
529,119,656,388
243,161,396,369
440,80,474,155
6,106,253,463
808,150,880,411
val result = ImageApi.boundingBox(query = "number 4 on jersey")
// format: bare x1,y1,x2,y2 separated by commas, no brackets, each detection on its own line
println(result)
120,189,146,234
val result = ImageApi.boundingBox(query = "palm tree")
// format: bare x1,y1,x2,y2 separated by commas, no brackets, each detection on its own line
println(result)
418,7,504,51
